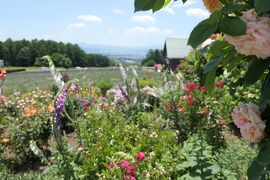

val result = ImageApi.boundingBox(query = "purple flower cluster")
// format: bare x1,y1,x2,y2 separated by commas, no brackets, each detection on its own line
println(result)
119,87,130,104
54,84,79,129
55,88,68,129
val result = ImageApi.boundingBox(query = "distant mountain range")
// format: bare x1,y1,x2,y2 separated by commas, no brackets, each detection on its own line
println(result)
79,44,163,64
79,43,162,56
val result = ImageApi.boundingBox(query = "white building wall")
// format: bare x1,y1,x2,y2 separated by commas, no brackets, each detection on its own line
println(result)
0,60,4,67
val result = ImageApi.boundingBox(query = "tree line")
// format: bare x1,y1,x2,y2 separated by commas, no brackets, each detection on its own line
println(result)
141,49,166,66
0,39,113,67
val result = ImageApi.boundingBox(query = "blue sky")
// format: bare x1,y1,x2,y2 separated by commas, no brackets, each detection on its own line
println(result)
0,0,210,47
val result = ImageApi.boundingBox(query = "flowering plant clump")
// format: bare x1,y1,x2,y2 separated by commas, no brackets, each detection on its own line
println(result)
107,152,146,180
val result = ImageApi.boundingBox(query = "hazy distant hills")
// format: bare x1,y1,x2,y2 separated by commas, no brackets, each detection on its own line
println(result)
79,43,162,64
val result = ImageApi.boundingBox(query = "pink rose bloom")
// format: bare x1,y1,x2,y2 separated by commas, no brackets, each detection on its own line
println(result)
232,102,265,143
224,9,270,59
135,152,145,161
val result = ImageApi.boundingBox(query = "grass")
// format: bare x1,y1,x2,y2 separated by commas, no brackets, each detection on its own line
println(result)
3,67,160,95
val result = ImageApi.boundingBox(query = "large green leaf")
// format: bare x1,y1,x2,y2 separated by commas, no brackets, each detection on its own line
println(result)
256,144,270,166
219,17,246,36
208,40,229,58
244,58,270,86
248,160,264,180
204,68,217,94
153,0,166,12
187,12,221,49
255,0,270,13
262,72,270,104
204,58,222,74
222,4,250,13
134,0,156,12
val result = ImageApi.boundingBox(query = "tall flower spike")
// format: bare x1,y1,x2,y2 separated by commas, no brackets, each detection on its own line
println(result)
42,56,64,89
203,0,222,12
120,64,128,82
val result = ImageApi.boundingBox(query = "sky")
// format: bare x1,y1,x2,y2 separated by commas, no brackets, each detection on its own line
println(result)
0,0,210,47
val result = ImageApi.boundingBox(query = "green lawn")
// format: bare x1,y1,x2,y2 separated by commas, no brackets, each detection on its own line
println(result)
3,67,160,95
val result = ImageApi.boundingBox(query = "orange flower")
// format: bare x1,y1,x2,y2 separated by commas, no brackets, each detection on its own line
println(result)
48,103,54,113
24,108,37,117
203,0,222,12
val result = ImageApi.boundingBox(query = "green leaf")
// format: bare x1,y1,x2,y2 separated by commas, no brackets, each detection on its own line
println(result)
262,73,270,104
204,58,222,74
208,40,230,58
187,13,221,49
134,0,156,12
255,0,270,13
244,58,270,86
219,17,246,36
204,68,217,94
153,0,166,12
163,0,172,7
248,160,264,180
222,4,250,13
256,145,270,166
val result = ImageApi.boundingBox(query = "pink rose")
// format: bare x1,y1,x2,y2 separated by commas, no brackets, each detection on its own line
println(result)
224,9,270,60
232,102,265,143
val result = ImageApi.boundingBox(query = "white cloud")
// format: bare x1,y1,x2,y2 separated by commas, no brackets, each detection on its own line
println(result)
174,0,197,8
186,8,210,18
78,15,102,23
112,9,126,14
125,26,173,35
67,23,86,30
162,7,176,15
131,15,156,24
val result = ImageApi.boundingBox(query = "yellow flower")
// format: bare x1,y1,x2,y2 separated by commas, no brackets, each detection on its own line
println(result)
203,0,222,12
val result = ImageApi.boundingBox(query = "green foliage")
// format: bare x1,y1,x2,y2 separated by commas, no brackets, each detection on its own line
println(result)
188,12,221,49
134,0,172,12
141,49,165,66
96,80,113,96
176,134,235,179
86,53,112,67
218,17,246,36
255,0,270,13
79,109,179,179
2,67,26,73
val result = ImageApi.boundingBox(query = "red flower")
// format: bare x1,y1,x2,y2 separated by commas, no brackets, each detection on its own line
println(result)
184,82,197,94
199,86,205,91
180,108,185,113
0,69,7,80
164,102,174,112
215,81,225,88
185,82,197,90
83,102,90,111
186,95,194,105
135,152,145,162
